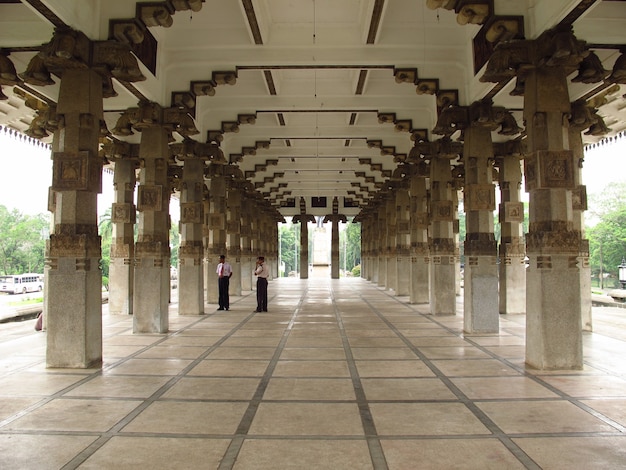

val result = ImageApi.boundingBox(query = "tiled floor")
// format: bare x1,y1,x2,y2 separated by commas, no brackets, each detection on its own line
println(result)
1,278,626,469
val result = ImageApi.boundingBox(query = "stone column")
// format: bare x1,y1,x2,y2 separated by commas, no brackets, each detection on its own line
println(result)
361,215,371,281
323,197,347,279
461,103,499,334
385,194,397,291
46,68,103,368
428,140,458,315
377,202,388,287
395,181,411,296
293,198,315,279
205,167,227,305
133,120,171,333
240,195,253,291
409,165,430,304
495,142,526,315
570,100,603,332
227,182,242,296
482,27,590,368
106,144,138,315
177,150,205,315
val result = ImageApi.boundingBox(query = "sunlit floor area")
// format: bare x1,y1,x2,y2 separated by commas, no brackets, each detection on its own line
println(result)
1,277,625,470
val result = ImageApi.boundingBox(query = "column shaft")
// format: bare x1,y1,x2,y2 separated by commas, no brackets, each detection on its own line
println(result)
109,157,136,315
178,157,205,315
46,68,103,368
429,154,456,315
524,66,583,369
497,154,526,315
133,125,171,333
463,125,499,334
410,174,430,303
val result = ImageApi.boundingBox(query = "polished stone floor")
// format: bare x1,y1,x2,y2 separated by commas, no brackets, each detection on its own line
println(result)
1,278,625,469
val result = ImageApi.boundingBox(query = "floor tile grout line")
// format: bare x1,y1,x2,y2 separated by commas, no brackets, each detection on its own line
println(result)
59,296,268,470
371,284,626,434
330,284,389,470
216,289,307,470
350,282,543,470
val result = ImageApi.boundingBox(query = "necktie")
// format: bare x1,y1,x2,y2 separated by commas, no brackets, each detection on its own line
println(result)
219,264,223,277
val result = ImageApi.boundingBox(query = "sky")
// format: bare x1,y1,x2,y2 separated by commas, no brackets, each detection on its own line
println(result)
0,127,624,219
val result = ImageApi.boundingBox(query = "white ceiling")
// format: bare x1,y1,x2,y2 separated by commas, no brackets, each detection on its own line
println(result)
0,0,624,217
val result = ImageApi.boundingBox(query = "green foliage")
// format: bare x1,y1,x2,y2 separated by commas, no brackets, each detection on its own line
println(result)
98,207,112,279
279,223,298,275
341,219,361,272
170,222,180,269
351,264,361,277
0,205,49,275
587,184,626,284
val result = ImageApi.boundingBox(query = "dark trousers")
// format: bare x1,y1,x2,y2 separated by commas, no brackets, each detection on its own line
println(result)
256,277,268,311
218,277,230,309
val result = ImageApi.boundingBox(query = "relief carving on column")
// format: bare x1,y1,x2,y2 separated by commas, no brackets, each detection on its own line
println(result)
111,203,135,224
110,241,131,259
465,184,496,211
465,233,497,256
137,185,163,211
431,200,454,221
135,238,169,257
48,233,101,259
179,241,203,257
526,230,581,254
500,201,524,223
411,241,430,255
572,186,588,211
181,202,203,224
52,150,101,192
524,150,575,190
430,238,456,254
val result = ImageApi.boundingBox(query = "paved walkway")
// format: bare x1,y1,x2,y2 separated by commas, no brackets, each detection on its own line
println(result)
0,278,625,469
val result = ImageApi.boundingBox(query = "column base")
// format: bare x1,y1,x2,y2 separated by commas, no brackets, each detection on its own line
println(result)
464,256,499,334
178,260,204,315
430,256,456,315
133,259,169,333
46,257,103,368
526,254,583,370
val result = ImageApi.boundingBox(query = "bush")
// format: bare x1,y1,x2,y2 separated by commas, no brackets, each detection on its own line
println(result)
102,276,109,290
351,264,361,277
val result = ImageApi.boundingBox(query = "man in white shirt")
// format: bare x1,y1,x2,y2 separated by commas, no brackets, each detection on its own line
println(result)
254,256,269,312
216,254,233,311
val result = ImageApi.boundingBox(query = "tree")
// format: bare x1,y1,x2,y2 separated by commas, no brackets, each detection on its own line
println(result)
587,183,626,287
0,205,49,275
279,223,297,276
341,219,361,273
98,207,112,279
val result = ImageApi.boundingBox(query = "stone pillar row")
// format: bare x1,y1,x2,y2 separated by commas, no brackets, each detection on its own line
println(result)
27,27,283,368
358,26,603,370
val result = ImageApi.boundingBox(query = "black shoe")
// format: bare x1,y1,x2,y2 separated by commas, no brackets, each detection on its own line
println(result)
217,308,224,311
263,309,268,312
225,308,229,311
254,309,261,312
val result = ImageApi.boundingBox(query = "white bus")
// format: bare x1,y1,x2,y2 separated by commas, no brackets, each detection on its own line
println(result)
0,273,44,294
